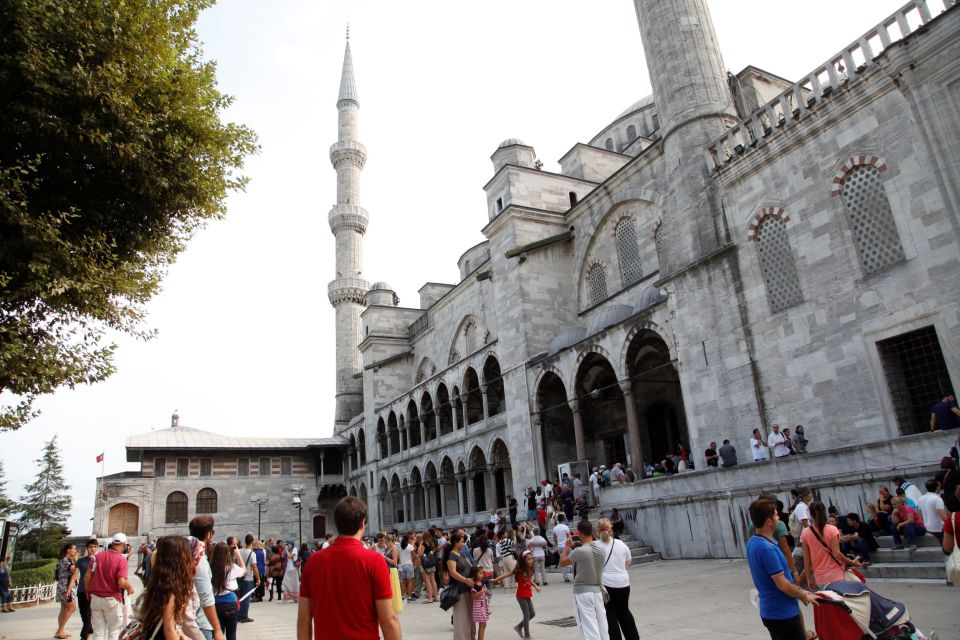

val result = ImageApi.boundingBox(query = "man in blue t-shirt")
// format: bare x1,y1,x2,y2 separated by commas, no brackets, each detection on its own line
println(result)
931,393,960,431
747,499,817,640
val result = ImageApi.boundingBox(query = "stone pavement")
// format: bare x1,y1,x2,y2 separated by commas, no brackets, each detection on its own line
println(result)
1,560,955,640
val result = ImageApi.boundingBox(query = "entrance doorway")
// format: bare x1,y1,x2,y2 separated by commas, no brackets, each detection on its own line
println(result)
108,503,139,536
878,325,954,435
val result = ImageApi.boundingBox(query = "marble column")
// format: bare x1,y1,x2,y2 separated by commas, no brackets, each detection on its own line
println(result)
455,475,466,516
439,482,447,519
467,475,477,514
451,399,460,432
481,384,490,420
620,382,643,469
569,399,587,462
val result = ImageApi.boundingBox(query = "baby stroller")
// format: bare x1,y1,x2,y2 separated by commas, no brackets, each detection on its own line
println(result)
813,581,932,640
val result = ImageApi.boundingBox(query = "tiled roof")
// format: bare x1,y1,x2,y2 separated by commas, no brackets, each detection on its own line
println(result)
126,426,347,452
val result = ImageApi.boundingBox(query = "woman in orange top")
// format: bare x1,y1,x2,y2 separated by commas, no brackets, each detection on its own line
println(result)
800,501,862,589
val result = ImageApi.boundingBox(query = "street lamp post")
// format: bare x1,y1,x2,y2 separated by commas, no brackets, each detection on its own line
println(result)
290,485,305,547
249,496,269,540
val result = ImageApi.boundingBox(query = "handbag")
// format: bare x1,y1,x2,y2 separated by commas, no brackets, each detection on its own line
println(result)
118,616,162,640
438,583,461,611
810,526,865,584
946,513,960,588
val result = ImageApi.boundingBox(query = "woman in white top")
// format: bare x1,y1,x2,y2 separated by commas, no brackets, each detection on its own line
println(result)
526,531,549,587
596,518,639,640
398,531,416,603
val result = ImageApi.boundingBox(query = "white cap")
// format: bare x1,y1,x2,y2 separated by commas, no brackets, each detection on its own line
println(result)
111,532,128,545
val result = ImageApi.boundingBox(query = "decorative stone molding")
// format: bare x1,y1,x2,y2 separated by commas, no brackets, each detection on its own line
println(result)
830,154,888,197
329,140,367,169
746,207,790,241
328,204,369,234
328,277,369,306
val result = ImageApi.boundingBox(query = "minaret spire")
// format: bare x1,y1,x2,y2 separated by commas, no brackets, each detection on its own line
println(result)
328,28,368,432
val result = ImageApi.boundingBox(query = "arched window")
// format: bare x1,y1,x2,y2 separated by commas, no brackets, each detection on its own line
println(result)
357,428,367,465
615,217,643,287
376,418,388,459
626,124,637,141
165,491,188,524
196,488,217,514
840,165,904,275
588,263,608,306
755,215,803,312
605,138,614,151
483,356,505,416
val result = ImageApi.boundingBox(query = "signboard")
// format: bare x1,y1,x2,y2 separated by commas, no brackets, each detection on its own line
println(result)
1,520,19,568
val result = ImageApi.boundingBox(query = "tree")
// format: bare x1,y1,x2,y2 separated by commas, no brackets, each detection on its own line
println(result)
0,460,16,517
0,0,258,430
17,523,70,559
18,436,72,555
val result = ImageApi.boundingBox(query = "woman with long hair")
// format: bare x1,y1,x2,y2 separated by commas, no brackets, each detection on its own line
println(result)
444,531,476,640
471,533,494,592
54,542,78,639
267,544,284,601
418,530,439,603
801,501,861,589
210,542,245,640
596,518,639,640
384,534,403,614
492,550,539,639
134,536,194,640
398,531,416,603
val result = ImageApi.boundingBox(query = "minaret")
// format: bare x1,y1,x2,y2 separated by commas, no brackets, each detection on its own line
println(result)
328,27,368,432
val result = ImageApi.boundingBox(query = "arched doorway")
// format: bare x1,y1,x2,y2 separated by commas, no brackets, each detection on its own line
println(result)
388,412,400,455
108,503,139,536
537,371,575,479
422,392,437,442
376,418,388,459
575,353,627,469
437,384,453,435
490,439,512,509
625,329,689,469
407,400,422,448
390,474,403,523
410,466,424,521
357,429,367,465
424,461,441,519
468,447,487,513
312,515,326,539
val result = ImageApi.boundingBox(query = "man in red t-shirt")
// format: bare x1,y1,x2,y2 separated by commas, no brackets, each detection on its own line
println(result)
84,532,134,640
296,497,401,640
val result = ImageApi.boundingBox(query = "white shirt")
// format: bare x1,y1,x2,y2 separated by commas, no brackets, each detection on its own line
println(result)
398,543,414,566
217,563,244,596
768,431,790,458
792,501,810,526
918,492,945,533
527,535,547,559
590,473,600,490
901,482,923,509
596,538,632,589
490,513,501,526
544,483,554,499
751,437,769,461
554,523,570,549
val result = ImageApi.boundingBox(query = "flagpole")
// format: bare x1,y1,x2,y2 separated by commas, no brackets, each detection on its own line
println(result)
99,453,105,537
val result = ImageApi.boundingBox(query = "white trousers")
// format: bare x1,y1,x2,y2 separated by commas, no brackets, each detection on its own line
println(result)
573,591,609,640
90,595,124,640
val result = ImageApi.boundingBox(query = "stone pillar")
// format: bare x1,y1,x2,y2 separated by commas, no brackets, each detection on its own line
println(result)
480,385,490,420
569,399,587,462
438,482,447,519
620,383,643,469
420,418,427,448
467,475,477,514
455,474,466,516
451,399,460,432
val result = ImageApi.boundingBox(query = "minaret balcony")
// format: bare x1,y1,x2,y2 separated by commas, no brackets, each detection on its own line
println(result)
328,204,369,234
329,140,367,168
328,277,370,306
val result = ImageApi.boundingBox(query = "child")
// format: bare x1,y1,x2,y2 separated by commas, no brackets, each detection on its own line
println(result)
492,550,540,640
469,566,490,640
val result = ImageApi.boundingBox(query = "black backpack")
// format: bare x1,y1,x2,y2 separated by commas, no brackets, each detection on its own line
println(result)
421,547,437,569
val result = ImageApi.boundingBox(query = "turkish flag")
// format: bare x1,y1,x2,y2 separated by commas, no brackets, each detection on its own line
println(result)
96,453,104,463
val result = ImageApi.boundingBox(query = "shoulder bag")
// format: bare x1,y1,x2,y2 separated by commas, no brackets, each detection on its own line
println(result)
946,513,960,588
589,543,610,603
118,614,162,640
810,526,864,584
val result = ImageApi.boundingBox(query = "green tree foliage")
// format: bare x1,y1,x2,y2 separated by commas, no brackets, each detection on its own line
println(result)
0,460,16,516
0,0,258,430
16,524,69,560
18,436,72,554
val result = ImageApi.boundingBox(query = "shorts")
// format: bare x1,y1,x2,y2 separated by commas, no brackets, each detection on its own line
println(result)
399,564,414,580
421,566,436,574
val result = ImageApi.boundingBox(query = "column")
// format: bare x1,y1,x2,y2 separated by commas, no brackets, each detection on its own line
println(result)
467,475,477,514
451,399,460,431
455,474,465,516
620,383,643,469
569,399,587,462
480,384,490,420
420,418,427,448
439,482,447,519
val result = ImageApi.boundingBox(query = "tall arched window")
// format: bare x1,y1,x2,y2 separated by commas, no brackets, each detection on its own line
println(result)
605,138,614,151
626,125,637,141
588,263,608,306
840,165,904,275
165,491,188,524
357,428,367,465
615,217,643,287
755,215,803,312
196,488,218,514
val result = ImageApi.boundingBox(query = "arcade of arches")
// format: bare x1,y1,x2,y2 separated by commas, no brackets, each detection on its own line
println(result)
537,329,688,476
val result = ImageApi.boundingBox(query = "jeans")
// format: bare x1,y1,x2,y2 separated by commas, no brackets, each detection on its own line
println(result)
77,593,93,640
604,585,639,640
840,537,872,563
238,579,254,621
890,523,926,547
269,576,283,600
200,630,213,640
215,600,238,640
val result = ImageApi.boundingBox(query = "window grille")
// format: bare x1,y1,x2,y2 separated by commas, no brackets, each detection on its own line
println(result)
165,491,188,523
877,326,952,435
755,215,803,312
153,458,166,477
281,457,292,476
196,488,217,514
199,458,212,477
260,457,271,476
589,263,608,306
615,217,643,287
840,166,904,275
176,458,189,477
237,457,249,477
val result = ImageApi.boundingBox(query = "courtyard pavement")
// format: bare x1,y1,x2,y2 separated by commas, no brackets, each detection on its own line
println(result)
1,559,955,639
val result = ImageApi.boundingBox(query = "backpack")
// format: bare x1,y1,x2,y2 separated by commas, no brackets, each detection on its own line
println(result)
788,507,803,540
421,548,437,569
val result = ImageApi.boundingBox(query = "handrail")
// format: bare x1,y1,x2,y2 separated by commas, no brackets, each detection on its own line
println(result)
706,0,953,171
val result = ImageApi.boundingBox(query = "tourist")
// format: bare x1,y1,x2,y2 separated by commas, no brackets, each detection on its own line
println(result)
444,531,476,640
610,509,625,538
210,542,244,640
704,441,719,468
589,468,602,507
526,488,537,522
748,494,800,579
471,533,495,595
751,428,769,462
76,538,98,639
419,530,439,603
237,533,260,623
611,463,625,484
782,428,798,455
595,518,638,640
768,424,790,459
918,479,947,543
399,531,416,603
839,513,877,566
54,542,79,639
297,497,400,640
468,566,490,640
553,514,572,583
935,457,960,513
746,499,817,640
718,439,738,468
800,502,862,590
930,392,960,431
0,558,11,613
526,528,549,587
489,509,501,528
384,534,403,614
559,519,608,640
494,549,539,639
890,496,927,550
251,540,266,602
134,536,194,640
85,532,134,640
792,425,808,453
282,542,300,602
496,528,518,590
508,495,519,528
893,475,923,508
187,516,224,640
866,485,895,533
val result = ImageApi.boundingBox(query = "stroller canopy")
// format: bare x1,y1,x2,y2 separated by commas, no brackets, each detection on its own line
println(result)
822,581,911,636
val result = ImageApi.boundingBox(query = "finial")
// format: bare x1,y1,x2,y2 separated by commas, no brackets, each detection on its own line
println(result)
346,23,350,41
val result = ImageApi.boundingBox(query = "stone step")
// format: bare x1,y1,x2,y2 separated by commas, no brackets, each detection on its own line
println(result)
870,547,943,563
875,535,939,549
860,562,945,581
632,552,661,564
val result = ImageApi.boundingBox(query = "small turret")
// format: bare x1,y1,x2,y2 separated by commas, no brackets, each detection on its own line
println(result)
491,139,538,173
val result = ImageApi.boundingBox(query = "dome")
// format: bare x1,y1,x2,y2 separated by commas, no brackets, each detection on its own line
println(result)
586,304,634,336
498,138,528,149
548,326,587,355
636,286,667,313
617,95,655,119
369,281,394,291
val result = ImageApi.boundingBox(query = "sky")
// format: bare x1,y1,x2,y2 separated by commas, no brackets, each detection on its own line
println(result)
1,0,913,535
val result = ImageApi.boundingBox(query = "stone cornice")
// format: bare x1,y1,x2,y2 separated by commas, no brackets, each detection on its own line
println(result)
328,277,369,306
329,140,367,169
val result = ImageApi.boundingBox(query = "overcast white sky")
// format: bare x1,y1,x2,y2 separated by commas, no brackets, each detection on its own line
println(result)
1,0,911,535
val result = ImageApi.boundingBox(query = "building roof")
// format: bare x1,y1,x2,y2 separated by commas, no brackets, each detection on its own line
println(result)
338,40,358,104
125,425,347,461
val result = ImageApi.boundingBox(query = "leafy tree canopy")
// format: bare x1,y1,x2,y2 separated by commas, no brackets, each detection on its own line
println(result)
0,0,258,429
17,523,70,560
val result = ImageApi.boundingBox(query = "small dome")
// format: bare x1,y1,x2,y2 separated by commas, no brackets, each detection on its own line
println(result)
498,138,528,149
369,281,394,291
548,326,587,355
636,286,667,313
586,304,634,336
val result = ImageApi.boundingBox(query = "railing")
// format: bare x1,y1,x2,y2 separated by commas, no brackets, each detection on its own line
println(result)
408,312,430,338
706,0,954,171
9,583,56,607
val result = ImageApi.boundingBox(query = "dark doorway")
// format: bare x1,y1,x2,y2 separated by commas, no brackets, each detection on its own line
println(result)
878,326,954,435
646,401,681,464
312,515,326,539
603,436,627,470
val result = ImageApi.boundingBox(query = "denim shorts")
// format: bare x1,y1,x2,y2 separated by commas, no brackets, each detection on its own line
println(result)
399,564,414,580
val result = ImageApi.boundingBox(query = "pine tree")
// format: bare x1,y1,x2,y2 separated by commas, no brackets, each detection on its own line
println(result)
0,460,15,517
18,436,72,554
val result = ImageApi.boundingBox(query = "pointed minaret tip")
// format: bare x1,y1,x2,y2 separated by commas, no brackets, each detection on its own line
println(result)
346,23,350,41
338,25,358,104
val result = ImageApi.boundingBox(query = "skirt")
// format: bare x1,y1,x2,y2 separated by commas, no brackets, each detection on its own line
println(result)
282,568,300,598
389,567,404,613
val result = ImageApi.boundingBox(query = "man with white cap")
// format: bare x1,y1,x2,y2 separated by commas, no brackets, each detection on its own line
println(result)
84,532,134,640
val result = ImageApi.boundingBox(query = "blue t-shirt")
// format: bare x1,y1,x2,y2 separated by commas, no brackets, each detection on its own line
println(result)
747,534,800,621
933,400,959,430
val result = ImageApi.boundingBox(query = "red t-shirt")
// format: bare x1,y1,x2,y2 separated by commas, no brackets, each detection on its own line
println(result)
945,512,957,536
300,537,392,640
515,573,534,599
86,549,128,601
895,505,924,528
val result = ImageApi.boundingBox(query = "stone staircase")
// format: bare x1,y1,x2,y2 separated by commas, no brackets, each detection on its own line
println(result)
541,507,662,572
861,534,946,583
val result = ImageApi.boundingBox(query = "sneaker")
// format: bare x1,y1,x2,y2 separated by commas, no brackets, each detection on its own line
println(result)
513,623,524,638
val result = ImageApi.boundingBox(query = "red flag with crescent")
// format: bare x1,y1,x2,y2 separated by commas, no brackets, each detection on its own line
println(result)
96,452,104,463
